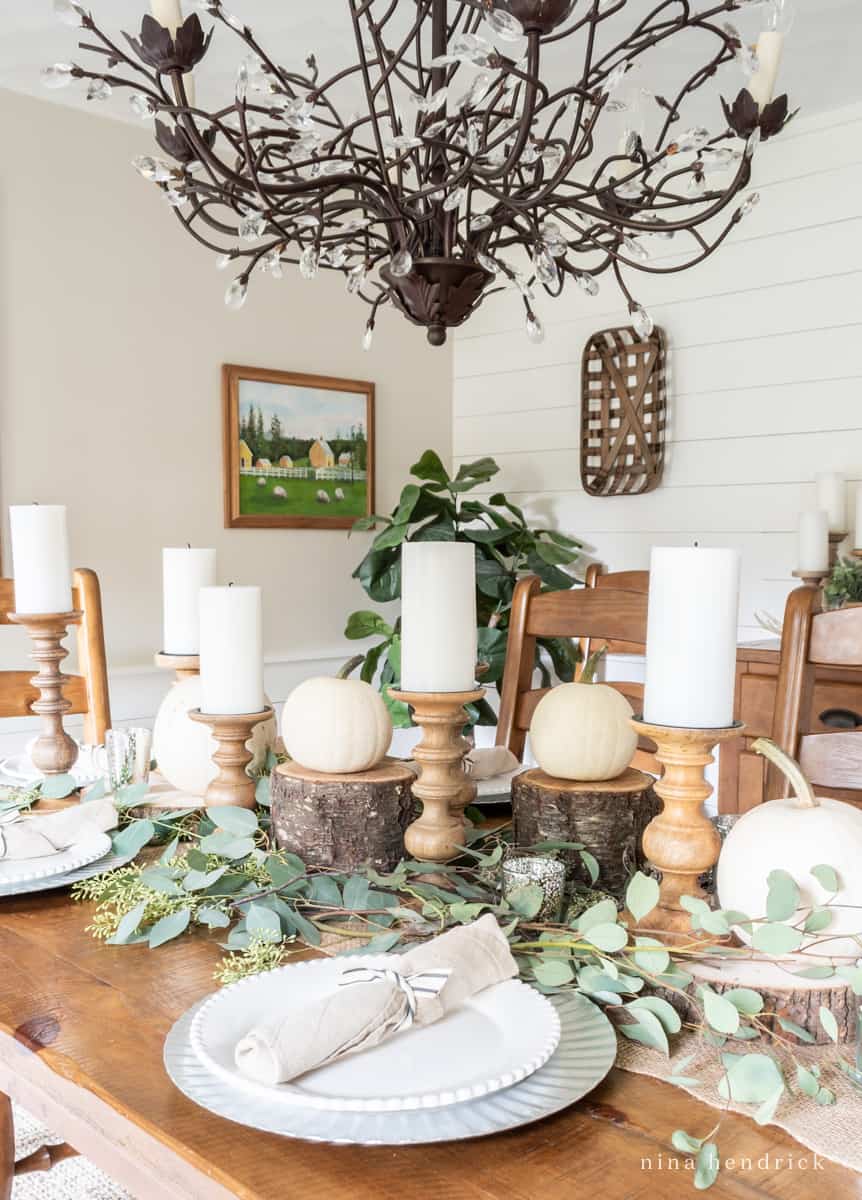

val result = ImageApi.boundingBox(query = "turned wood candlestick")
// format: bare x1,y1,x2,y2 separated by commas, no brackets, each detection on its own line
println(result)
7,611,82,776
829,530,847,568
629,717,744,937
389,688,484,862
791,568,829,589
188,707,273,808
154,652,200,682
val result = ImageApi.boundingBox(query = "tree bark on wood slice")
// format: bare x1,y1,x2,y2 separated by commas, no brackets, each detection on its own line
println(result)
659,959,857,1045
512,768,660,896
270,758,416,872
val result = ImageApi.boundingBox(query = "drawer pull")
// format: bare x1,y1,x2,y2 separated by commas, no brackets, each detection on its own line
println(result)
818,707,862,729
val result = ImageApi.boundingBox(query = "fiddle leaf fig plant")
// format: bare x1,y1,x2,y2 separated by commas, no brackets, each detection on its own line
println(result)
343,450,584,726
824,557,862,610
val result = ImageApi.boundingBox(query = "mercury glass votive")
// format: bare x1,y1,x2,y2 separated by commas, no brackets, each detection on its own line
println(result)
502,849,567,922
700,813,741,895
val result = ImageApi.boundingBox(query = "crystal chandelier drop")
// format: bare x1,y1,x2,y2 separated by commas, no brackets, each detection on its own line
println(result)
49,0,796,346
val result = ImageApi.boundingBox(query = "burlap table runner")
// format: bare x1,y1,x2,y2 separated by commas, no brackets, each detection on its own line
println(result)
618,1033,862,1172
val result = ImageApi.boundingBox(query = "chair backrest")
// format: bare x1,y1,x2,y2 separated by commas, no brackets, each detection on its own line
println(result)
768,586,862,802
496,568,657,773
0,568,111,745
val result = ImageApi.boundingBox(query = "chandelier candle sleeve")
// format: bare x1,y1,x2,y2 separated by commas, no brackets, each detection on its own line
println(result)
643,547,741,729
797,511,830,574
400,542,477,693
162,547,217,655
8,506,72,615
747,30,785,110
816,472,847,534
199,586,264,715
150,0,184,35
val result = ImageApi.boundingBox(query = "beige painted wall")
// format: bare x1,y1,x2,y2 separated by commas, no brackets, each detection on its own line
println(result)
0,88,452,672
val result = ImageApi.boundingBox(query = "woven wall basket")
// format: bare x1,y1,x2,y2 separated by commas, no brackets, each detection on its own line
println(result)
580,325,667,497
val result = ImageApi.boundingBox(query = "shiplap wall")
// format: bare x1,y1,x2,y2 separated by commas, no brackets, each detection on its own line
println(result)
453,103,862,640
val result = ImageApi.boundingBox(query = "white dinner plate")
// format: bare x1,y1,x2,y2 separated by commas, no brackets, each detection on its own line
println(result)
190,955,561,1113
0,831,112,886
0,749,104,789
0,847,135,897
166,991,616,1146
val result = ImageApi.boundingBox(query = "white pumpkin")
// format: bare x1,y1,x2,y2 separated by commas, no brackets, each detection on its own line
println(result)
529,682,637,782
280,676,391,774
717,738,862,958
153,676,277,797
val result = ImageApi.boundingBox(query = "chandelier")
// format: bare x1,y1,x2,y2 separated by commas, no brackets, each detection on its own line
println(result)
48,0,795,347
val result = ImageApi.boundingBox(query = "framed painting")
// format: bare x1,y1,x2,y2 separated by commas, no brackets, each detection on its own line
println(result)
222,364,375,530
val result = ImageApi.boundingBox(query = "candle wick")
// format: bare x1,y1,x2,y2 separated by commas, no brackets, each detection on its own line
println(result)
229,581,234,587
694,540,699,548
187,542,191,550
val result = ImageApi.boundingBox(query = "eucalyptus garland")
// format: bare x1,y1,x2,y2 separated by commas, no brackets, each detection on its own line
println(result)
6,770,862,1191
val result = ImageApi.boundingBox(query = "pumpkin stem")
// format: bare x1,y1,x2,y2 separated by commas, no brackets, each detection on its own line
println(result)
579,644,607,685
752,737,819,808
337,654,365,681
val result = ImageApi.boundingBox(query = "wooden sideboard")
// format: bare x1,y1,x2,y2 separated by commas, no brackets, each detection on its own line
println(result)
719,639,862,812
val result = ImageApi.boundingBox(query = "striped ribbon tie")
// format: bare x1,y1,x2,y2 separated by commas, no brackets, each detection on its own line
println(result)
338,965,452,1030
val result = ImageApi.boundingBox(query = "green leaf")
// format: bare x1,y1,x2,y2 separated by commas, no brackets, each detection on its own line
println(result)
526,551,572,591
837,966,862,995
350,514,384,534
632,936,670,975
803,907,832,933
246,902,282,941
819,1006,840,1043
372,521,410,551
796,1064,820,1098
533,959,575,987
777,1017,815,1043
40,774,78,800
454,456,500,485
488,493,527,526
506,883,544,919
576,898,618,933
535,539,578,567
198,832,256,860
308,874,343,907
197,906,230,929
680,894,711,931
672,1130,704,1154
140,867,183,896
793,965,836,980
700,910,731,937
255,774,271,808
353,546,402,603
583,922,628,953
628,995,681,1034
625,871,660,922
475,626,508,682
345,931,402,955
754,1085,785,1126
411,450,450,486
751,922,803,955
184,866,228,892
579,850,600,885
82,778,108,802
694,1143,720,1191
816,1086,836,1106
343,875,371,911
159,835,180,865
463,526,512,545
148,908,191,949
811,863,841,893
207,807,259,836
344,610,393,640
724,988,763,1016
766,869,800,922
392,483,422,526
110,900,148,945
717,1053,784,1104
702,988,741,1035
620,1008,669,1055
282,907,320,946
112,819,155,858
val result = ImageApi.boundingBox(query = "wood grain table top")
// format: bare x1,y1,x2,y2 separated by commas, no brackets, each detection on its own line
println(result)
0,891,860,1200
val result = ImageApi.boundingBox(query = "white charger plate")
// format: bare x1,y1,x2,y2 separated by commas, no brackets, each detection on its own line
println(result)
190,956,561,1113
0,831,112,886
0,750,104,789
0,847,135,897
166,991,616,1146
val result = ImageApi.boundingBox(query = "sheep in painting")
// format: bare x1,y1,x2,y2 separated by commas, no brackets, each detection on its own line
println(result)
273,486,287,499
316,489,331,504
257,477,266,488
334,488,345,501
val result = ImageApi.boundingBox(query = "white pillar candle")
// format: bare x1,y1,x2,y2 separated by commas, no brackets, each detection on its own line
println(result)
816,471,847,533
199,586,264,714
400,542,477,693
150,0,183,34
644,546,741,729
9,505,72,615
747,30,784,109
162,547,217,655
797,510,829,573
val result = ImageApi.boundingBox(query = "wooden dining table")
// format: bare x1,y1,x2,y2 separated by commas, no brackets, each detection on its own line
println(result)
0,891,860,1200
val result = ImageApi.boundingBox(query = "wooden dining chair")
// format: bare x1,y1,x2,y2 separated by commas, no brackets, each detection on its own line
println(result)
0,568,111,744
496,566,658,773
767,585,862,806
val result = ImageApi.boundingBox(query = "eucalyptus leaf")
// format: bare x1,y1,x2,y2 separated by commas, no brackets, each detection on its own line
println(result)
803,907,833,933
632,936,670,975
308,874,343,907
796,1064,819,1098
197,906,231,929
837,966,862,995
702,988,741,1035
579,851,600,885
793,965,836,980
82,778,108,802
671,1129,703,1153
140,867,183,896
628,995,681,1034
777,1016,815,1043
751,922,803,955
148,907,191,949
619,1007,669,1055
282,907,321,946
255,775,271,808
810,863,841,893
766,868,800,922
506,883,544,919
717,1052,783,1104
754,1084,785,1126
819,1006,840,1043
246,902,282,941
625,871,660,923
694,1142,720,1190
576,898,618,933
724,988,763,1016
343,875,371,911
39,773,78,800
533,958,575,987
344,931,402,954
112,819,156,857
583,922,628,954
184,866,228,892
159,835,180,865
207,807,259,836
110,899,148,945
815,1085,836,1106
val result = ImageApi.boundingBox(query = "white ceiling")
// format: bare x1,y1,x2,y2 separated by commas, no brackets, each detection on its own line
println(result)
1,0,859,124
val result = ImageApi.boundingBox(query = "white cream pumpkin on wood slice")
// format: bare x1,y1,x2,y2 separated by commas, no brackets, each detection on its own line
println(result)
529,652,638,782
280,675,392,775
717,738,862,959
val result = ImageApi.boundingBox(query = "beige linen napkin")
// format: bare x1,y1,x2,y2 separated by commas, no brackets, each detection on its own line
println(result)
235,912,518,1086
0,798,117,861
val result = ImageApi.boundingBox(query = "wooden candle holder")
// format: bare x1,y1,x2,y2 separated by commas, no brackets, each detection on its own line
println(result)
629,717,744,937
7,611,82,776
829,530,847,568
389,688,485,862
188,707,273,808
154,652,200,682
791,568,829,589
